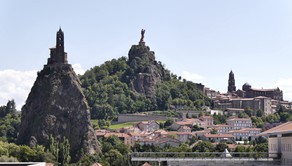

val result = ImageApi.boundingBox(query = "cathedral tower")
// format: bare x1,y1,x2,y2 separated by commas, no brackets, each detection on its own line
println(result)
228,70,236,93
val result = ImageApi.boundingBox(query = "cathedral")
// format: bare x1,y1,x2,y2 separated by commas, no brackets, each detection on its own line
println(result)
228,71,283,101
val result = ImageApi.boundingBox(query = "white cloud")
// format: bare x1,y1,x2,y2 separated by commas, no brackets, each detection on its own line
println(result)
0,69,37,110
72,64,85,75
273,78,292,101
0,64,86,110
181,71,204,83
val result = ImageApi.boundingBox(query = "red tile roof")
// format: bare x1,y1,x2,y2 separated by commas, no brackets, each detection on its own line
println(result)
104,133,130,138
258,121,292,136
204,134,234,138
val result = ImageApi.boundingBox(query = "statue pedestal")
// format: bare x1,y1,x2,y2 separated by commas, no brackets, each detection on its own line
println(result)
139,41,145,46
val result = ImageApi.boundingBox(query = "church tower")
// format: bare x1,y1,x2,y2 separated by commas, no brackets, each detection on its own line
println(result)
47,28,68,65
228,70,236,93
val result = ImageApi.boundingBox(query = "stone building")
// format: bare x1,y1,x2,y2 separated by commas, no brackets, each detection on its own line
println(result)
241,83,283,101
228,71,283,101
213,95,274,115
47,28,68,65
136,120,159,132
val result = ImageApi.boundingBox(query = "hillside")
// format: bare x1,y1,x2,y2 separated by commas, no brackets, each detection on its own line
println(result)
80,40,211,121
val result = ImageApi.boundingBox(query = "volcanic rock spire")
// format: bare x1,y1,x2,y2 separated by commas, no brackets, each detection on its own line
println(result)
18,29,100,162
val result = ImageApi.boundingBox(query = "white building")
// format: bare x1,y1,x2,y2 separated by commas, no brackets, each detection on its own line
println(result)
258,121,292,165
227,118,252,130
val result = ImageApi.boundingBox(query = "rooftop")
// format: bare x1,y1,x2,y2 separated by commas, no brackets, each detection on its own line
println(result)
204,134,234,138
227,118,251,121
258,121,292,136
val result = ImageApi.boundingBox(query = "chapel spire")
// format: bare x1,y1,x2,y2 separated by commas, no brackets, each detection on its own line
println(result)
47,28,68,65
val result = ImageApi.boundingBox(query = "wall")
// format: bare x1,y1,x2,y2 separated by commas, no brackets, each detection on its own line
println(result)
117,114,167,123
281,136,292,165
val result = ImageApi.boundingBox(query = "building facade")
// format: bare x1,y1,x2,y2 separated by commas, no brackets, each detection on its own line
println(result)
259,121,292,165
226,118,252,130
242,83,283,101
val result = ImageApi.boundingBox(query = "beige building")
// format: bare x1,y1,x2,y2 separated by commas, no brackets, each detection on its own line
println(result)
213,124,233,134
199,116,214,126
227,118,252,130
136,120,159,132
258,121,292,165
170,118,206,130
203,133,234,142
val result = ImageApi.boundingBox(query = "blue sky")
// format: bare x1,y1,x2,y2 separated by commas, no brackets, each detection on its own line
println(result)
1,0,292,109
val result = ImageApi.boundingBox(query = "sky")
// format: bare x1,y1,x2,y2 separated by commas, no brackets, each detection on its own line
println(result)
1,0,292,110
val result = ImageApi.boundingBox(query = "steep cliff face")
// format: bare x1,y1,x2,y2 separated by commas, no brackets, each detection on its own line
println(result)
17,29,100,162
128,44,170,97
18,64,100,161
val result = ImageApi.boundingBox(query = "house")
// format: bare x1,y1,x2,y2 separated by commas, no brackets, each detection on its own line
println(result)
212,124,233,134
120,126,141,133
229,130,249,140
199,116,214,126
170,118,206,130
203,134,234,142
193,129,211,138
104,132,133,146
96,130,109,139
139,138,156,146
155,137,180,148
153,129,168,137
128,132,150,142
136,120,159,132
227,118,252,130
225,108,245,116
168,131,193,143
257,121,292,165
229,128,262,140
207,109,224,115
242,128,262,138
178,125,191,132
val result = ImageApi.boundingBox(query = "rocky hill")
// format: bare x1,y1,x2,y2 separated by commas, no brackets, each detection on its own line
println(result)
80,30,210,121
18,29,100,162
127,43,170,97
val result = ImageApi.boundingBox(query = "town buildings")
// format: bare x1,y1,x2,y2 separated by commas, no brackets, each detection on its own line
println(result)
96,117,262,147
203,134,234,142
211,71,286,116
258,121,292,165
226,118,252,130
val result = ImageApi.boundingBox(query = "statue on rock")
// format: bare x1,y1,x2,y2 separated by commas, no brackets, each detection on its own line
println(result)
139,29,146,46
127,29,170,97
17,28,101,162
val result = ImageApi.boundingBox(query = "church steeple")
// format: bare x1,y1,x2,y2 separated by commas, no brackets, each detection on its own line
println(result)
228,70,236,93
47,28,68,65
56,27,64,50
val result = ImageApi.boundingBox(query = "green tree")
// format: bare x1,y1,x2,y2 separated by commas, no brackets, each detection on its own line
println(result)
215,142,228,152
59,137,71,166
48,136,71,166
105,149,125,166
164,118,174,128
192,124,204,131
192,141,215,152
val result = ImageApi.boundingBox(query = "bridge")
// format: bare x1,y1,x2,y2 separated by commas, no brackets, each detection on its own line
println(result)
131,152,281,166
